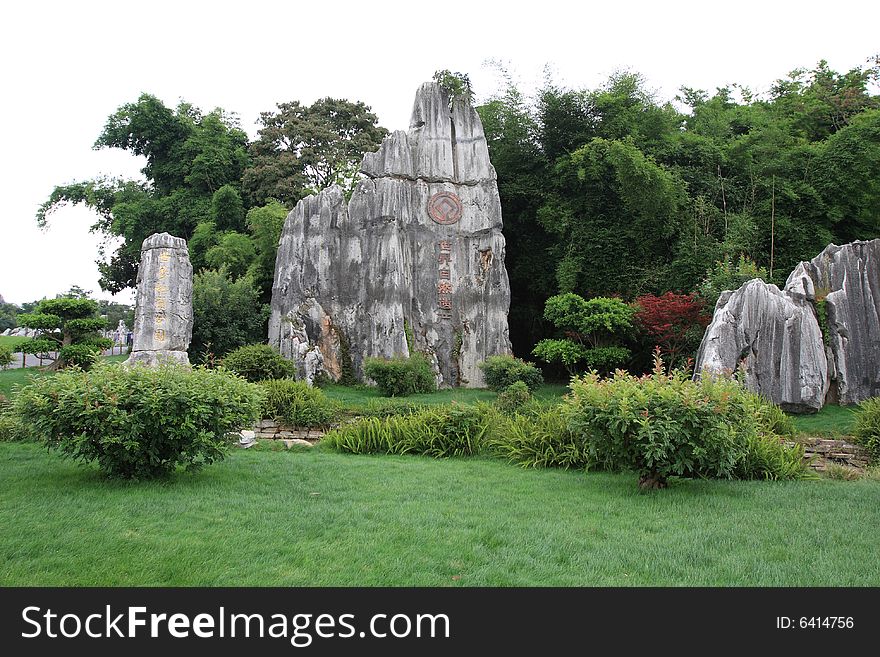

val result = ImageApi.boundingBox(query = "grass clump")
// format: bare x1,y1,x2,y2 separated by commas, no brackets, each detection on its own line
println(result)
853,397,880,462
260,379,337,428
323,403,489,457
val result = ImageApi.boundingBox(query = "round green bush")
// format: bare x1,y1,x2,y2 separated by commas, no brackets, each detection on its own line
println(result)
260,379,338,428
495,380,532,414
853,397,880,461
14,363,263,478
59,343,101,370
222,343,296,382
363,354,436,397
0,344,13,370
478,355,543,392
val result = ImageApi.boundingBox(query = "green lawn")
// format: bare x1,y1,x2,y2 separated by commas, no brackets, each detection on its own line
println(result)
1,442,879,586
321,382,568,406
0,354,128,398
790,404,859,436
0,335,31,350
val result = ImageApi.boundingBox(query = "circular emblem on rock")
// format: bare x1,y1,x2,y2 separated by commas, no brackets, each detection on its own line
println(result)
427,192,463,225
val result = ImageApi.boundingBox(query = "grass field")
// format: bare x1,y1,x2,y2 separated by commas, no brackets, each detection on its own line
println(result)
0,335,31,351
790,404,859,436
0,354,128,398
1,442,878,586
321,383,569,406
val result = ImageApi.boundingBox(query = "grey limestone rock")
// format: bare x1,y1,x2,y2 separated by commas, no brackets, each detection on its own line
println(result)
269,82,512,387
125,233,193,367
695,238,880,411
785,239,880,404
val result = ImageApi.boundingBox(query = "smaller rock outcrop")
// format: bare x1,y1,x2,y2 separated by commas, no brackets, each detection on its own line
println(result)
694,279,828,412
695,238,880,411
125,233,193,367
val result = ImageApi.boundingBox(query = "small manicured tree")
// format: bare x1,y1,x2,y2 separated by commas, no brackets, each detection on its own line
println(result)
17,297,107,370
634,292,709,369
532,293,634,375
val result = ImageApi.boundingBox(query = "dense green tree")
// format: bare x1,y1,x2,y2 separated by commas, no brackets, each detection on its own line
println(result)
242,98,388,206
246,200,289,303
38,95,250,293
190,269,266,362
205,232,257,280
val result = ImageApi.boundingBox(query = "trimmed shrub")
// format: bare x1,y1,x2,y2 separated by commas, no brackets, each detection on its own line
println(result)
58,343,101,370
260,379,338,428
14,363,263,478
495,381,532,414
566,357,808,488
363,354,436,397
222,344,295,382
479,355,543,392
0,344,12,370
487,407,588,469
853,397,880,461
323,404,489,457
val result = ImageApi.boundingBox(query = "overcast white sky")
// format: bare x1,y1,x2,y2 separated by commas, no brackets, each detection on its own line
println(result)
1,0,877,305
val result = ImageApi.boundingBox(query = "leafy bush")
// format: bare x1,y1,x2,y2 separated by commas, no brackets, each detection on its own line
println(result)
487,407,588,469
222,344,295,382
479,355,544,392
495,381,532,414
260,379,338,428
14,363,263,478
565,356,807,488
363,354,436,397
0,414,22,441
0,344,12,370
58,343,101,370
697,255,767,309
323,404,489,457
853,397,880,461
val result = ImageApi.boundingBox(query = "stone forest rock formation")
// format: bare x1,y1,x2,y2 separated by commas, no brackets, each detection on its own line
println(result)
695,239,880,411
125,232,193,367
269,82,512,387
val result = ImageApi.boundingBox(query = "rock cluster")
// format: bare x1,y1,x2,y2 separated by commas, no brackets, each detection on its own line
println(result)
695,239,880,411
269,82,512,387
125,233,193,367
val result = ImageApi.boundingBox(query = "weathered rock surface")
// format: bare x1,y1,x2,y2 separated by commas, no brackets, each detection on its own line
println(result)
125,233,193,367
786,240,880,404
694,279,828,412
269,82,512,387
695,238,880,411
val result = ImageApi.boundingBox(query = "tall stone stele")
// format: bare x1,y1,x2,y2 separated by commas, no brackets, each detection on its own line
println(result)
125,232,193,367
269,81,513,387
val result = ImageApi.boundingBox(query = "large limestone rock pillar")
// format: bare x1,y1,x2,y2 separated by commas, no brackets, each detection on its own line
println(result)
125,232,193,367
269,82,512,387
